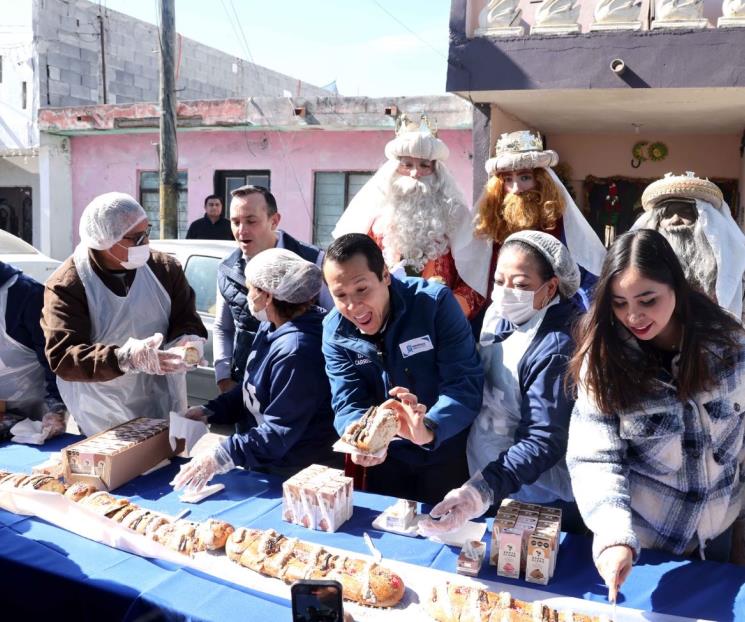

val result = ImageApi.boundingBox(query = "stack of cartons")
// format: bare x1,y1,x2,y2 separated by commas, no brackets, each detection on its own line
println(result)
490,499,561,584
281,464,353,532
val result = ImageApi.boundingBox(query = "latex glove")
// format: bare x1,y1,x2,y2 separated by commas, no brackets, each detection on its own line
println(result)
184,405,211,423
418,472,494,536
41,410,67,438
596,545,634,603
116,333,166,374
387,388,434,446
171,443,234,493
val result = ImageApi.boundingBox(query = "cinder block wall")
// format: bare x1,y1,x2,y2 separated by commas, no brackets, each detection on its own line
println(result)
34,0,329,107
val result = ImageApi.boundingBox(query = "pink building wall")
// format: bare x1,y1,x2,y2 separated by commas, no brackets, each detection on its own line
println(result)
69,128,474,244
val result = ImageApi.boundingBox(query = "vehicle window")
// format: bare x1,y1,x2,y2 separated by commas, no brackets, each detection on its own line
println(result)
184,254,220,315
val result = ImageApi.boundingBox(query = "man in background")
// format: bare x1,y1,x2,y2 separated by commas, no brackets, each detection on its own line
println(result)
186,194,233,240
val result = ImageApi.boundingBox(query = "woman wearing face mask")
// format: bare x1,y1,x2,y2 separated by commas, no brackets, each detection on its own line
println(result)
172,248,338,490
419,230,584,536
567,229,745,600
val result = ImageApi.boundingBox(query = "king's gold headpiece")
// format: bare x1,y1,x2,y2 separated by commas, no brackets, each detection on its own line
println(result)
395,113,438,138
495,130,544,155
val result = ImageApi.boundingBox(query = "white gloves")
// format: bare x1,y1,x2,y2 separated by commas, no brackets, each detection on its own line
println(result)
116,332,190,375
418,472,494,536
41,410,67,439
171,443,234,493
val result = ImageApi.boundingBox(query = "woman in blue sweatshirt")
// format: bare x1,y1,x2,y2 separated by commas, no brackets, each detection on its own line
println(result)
419,231,584,535
172,248,337,489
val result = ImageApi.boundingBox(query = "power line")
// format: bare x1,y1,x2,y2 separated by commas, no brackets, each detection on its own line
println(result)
369,0,450,63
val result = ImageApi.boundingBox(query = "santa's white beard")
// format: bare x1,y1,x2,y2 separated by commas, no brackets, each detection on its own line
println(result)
378,173,454,272
663,222,718,300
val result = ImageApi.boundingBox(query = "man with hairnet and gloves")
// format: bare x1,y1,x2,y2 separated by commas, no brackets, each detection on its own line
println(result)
419,231,585,537
0,260,68,440
42,192,207,436
171,248,338,492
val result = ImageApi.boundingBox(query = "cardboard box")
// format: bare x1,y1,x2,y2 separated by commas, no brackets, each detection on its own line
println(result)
61,417,175,491
457,540,486,577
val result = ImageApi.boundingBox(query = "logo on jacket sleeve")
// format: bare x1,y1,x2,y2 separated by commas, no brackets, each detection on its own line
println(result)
399,335,433,358
354,352,372,366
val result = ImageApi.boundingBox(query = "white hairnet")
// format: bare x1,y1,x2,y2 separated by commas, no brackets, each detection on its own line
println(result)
504,230,580,298
79,192,148,250
244,248,322,303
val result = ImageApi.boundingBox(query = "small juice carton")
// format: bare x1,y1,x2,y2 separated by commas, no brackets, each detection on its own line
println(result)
457,540,487,577
525,531,553,585
497,527,524,579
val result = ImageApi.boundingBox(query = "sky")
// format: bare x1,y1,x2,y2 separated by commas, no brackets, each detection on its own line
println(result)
101,0,453,97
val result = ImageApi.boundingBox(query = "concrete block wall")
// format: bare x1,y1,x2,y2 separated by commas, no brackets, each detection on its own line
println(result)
34,0,330,108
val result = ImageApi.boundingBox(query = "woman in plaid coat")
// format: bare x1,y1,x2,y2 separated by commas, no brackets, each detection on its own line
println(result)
567,229,745,598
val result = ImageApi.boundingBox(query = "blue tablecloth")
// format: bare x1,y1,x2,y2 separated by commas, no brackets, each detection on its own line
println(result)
1,435,743,621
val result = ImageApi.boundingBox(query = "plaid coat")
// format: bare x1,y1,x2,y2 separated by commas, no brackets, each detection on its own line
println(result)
567,338,745,561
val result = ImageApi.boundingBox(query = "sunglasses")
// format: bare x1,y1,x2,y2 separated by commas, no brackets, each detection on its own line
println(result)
121,224,152,246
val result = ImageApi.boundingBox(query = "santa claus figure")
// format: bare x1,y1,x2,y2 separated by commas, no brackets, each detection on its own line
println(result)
332,114,490,319
634,172,745,321
474,130,606,309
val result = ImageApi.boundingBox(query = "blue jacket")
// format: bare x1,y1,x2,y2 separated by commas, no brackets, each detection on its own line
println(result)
206,306,336,470
479,298,579,502
216,230,328,381
0,261,64,411
322,276,484,463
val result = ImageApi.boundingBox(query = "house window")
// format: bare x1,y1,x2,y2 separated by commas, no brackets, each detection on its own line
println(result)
139,171,188,238
312,171,373,248
214,170,271,215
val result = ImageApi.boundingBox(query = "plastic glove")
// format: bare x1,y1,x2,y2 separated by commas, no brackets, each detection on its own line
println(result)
171,443,234,493
116,333,166,374
41,410,67,439
165,334,207,368
417,471,494,536
183,405,211,423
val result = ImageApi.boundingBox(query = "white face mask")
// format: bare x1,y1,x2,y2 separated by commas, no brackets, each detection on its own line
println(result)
491,282,548,325
117,243,150,270
247,293,269,323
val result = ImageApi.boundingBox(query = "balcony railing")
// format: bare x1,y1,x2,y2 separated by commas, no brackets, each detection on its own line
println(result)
466,0,745,37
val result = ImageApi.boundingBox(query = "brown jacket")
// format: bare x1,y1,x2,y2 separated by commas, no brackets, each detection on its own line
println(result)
42,249,207,382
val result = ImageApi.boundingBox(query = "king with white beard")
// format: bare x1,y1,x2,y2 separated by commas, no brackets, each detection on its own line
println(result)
333,115,491,319
634,172,745,322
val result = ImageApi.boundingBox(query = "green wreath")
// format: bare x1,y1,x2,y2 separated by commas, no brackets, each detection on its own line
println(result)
648,142,668,161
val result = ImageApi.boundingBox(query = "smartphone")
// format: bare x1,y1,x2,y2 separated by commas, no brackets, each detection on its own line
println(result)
291,579,344,622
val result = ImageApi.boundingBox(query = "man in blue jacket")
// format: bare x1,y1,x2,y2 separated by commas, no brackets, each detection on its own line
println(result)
321,233,484,504
214,185,333,395
0,261,67,436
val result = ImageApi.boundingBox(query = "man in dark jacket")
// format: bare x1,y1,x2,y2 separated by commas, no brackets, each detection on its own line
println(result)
185,195,233,240
213,185,332,394
0,260,67,437
322,233,484,504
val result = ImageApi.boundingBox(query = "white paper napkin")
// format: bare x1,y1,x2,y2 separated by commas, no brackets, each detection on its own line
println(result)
10,418,51,445
168,411,208,457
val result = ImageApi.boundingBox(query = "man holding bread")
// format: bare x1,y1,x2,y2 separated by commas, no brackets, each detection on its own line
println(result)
322,233,484,504
42,192,207,436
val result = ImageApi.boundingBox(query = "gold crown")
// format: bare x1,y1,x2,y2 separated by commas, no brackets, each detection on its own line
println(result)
395,113,438,138
495,130,544,155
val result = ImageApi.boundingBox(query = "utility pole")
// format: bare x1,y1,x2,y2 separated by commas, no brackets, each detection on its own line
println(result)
159,0,178,239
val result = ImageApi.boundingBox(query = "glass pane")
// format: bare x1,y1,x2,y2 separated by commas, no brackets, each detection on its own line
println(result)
246,174,270,189
347,173,373,202
140,172,188,239
140,171,159,190
184,255,220,315
313,172,345,248
225,176,246,199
